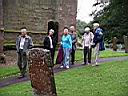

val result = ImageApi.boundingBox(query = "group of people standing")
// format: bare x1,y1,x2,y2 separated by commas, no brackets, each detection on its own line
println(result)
43,25,77,69
16,22,105,78
81,23,105,66
55,23,105,69
59,26,77,69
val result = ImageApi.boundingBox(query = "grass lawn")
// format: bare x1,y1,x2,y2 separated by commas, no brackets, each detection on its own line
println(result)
0,60,128,96
0,66,20,80
74,49,128,61
0,81,32,96
0,50,128,79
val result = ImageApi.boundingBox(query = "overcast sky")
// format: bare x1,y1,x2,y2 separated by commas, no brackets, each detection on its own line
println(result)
77,0,96,23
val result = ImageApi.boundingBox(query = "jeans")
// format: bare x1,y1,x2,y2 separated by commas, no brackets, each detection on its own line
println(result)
63,48,71,67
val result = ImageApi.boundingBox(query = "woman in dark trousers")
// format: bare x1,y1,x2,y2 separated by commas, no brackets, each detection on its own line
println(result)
43,29,55,64
69,25,77,65
82,27,94,65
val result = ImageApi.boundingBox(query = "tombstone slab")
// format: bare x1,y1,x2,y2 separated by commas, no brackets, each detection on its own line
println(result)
28,48,57,96
112,37,118,51
123,35,128,53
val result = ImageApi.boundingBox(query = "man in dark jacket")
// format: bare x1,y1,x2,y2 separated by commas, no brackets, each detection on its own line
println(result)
16,27,33,78
43,29,55,64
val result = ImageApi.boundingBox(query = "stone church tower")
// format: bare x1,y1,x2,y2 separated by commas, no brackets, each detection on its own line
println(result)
0,0,3,28
0,0,77,36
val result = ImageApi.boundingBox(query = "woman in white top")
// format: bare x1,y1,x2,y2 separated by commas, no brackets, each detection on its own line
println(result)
82,27,94,65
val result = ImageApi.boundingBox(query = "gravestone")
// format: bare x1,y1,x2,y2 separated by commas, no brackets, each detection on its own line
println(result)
0,28,6,63
112,37,118,51
28,48,57,96
123,35,128,53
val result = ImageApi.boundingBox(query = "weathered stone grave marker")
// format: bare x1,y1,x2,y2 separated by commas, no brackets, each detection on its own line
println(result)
112,37,118,51
123,35,128,53
28,48,57,96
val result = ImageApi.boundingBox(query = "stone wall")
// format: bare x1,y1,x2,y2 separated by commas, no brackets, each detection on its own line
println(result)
0,29,4,53
3,0,57,32
57,0,77,32
3,30,47,47
0,0,3,28
1,0,77,41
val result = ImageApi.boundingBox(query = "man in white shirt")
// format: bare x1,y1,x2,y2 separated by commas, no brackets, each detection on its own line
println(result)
19,37,25,49
16,27,33,78
82,27,94,65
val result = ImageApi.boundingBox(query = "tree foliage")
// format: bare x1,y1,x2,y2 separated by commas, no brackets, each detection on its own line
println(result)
92,0,128,43
76,19,87,37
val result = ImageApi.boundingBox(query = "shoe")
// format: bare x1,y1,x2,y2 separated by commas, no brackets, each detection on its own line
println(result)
60,66,64,69
82,62,86,65
95,62,99,66
92,64,96,67
87,63,91,65
92,62,99,67
88,61,91,64
66,66,69,69
18,75,25,79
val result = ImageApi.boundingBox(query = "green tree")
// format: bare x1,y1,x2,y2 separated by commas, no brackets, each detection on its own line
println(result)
92,0,128,43
76,19,87,37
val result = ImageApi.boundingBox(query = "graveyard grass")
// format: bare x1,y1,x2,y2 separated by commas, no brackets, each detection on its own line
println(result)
0,49,128,79
0,60,128,96
0,65,19,80
75,49,128,61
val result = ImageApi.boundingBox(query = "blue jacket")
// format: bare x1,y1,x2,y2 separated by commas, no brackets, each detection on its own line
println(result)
93,28,103,43
93,28,105,51
61,34,72,49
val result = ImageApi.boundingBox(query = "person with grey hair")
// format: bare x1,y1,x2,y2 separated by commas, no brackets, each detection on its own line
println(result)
43,29,55,64
92,23,105,66
82,26,94,65
16,27,33,78
69,25,77,65
60,27,72,69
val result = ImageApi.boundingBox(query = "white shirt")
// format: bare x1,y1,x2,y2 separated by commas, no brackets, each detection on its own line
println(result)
82,32,94,48
48,36,53,49
20,37,25,49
